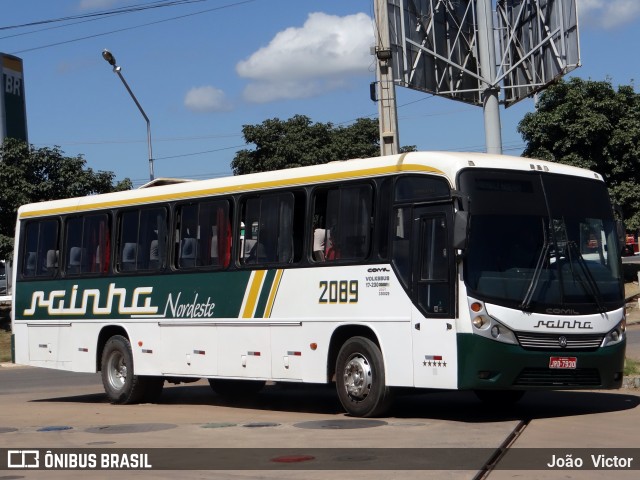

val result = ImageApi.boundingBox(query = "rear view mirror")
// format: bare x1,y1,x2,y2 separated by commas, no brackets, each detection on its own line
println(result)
453,210,469,251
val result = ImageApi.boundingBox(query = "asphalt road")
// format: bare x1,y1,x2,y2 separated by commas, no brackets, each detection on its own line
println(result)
0,364,639,480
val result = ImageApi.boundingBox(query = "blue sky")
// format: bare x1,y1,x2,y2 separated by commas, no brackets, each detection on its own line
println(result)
1,0,639,187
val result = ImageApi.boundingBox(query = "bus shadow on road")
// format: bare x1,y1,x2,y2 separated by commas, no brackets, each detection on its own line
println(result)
31,392,109,404
161,382,346,415
30,382,345,414
32,382,640,422
389,389,640,422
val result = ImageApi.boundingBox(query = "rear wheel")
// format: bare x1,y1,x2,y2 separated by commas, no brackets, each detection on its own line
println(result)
335,336,393,417
101,335,163,404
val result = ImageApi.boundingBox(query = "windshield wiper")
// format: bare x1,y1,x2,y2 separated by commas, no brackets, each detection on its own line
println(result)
519,221,551,310
566,240,606,313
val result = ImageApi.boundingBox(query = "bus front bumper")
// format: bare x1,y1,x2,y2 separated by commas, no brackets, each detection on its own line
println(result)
457,333,626,390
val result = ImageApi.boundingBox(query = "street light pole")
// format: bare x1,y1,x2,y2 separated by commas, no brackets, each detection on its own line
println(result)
101,49,154,181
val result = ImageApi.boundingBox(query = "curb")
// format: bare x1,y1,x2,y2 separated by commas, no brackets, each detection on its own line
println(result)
622,376,640,389
0,362,26,368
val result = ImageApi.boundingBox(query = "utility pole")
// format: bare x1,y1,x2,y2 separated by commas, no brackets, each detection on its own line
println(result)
374,0,399,156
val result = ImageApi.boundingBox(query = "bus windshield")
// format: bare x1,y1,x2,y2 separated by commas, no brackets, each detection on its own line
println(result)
460,170,624,314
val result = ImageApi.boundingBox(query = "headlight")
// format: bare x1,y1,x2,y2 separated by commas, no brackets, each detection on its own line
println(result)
602,319,626,347
472,315,488,329
468,299,518,345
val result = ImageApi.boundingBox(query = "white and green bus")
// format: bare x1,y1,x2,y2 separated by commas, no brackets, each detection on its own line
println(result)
11,151,627,417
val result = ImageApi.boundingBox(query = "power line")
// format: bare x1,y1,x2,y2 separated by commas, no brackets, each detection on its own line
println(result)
10,0,257,54
1,12,130,41
37,101,499,162
439,140,525,153
0,0,208,31
333,95,437,127
33,132,243,146
155,144,246,160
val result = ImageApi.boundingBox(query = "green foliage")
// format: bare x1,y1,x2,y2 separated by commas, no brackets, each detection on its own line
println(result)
0,138,132,259
624,357,639,377
518,78,640,230
231,115,415,175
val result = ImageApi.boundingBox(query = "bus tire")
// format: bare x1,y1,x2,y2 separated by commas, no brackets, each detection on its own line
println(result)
208,379,265,399
101,335,147,404
335,336,393,417
474,389,525,405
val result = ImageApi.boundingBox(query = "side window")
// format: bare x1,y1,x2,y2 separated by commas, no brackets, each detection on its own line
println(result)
394,176,450,202
22,219,59,278
417,215,450,315
65,217,83,274
239,193,295,265
175,200,231,269
312,184,373,262
392,176,453,317
65,214,111,275
117,207,167,272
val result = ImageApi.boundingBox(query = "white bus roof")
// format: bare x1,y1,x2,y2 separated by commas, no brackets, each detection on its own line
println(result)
17,151,603,219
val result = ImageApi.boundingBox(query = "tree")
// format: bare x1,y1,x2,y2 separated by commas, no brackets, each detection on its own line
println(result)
518,78,640,230
231,115,416,175
0,138,132,258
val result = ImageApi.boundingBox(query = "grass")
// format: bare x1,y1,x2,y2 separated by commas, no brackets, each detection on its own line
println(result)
0,328,11,363
625,358,640,377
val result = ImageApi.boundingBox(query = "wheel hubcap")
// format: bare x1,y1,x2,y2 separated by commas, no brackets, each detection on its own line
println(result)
106,351,127,391
343,353,372,401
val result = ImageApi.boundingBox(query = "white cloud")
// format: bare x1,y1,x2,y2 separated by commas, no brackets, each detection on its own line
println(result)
184,86,231,113
578,0,640,29
236,12,373,103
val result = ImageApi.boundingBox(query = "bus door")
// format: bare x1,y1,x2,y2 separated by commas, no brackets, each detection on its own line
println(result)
410,205,457,389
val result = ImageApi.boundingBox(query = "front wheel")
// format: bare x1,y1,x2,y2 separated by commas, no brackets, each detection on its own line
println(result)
335,336,393,417
101,335,162,404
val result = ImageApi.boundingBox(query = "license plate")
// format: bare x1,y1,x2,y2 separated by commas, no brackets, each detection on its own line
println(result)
549,356,577,369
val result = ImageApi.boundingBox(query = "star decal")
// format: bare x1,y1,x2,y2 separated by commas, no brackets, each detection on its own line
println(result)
421,357,448,367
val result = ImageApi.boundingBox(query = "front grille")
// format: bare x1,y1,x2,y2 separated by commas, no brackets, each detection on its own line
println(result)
515,332,604,350
514,368,601,387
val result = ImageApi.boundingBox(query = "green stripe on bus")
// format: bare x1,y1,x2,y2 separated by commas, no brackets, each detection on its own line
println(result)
15,271,253,321
254,269,277,318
